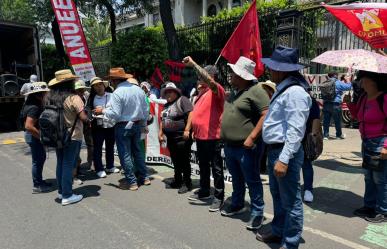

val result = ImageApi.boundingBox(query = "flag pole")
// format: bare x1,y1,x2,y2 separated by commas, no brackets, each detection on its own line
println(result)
214,54,222,66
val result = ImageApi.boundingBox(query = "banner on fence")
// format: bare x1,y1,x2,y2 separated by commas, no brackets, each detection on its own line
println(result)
323,3,387,49
145,102,233,184
50,0,96,81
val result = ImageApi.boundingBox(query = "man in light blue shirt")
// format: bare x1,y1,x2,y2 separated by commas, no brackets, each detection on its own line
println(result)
256,46,311,249
94,68,149,191
322,72,352,140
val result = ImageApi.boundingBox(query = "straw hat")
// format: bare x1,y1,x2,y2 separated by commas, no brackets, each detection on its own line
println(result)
228,56,257,81
127,78,139,86
74,79,91,90
90,77,109,88
48,69,79,86
105,67,133,80
23,82,50,96
261,80,277,92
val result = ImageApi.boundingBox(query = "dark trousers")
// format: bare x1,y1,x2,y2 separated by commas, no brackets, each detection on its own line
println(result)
92,127,115,172
25,132,46,187
323,102,342,138
166,134,192,187
196,139,225,200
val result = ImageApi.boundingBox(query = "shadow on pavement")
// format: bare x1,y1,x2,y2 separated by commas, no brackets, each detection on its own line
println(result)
75,185,101,198
305,186,363,218
313,159,363,174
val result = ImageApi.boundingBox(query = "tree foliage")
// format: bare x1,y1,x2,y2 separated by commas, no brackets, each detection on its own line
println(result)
111,27,168,80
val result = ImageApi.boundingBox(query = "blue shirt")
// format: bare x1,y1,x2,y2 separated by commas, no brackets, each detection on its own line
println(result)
103,81,148,126
332,78,352,103
263,75,312,164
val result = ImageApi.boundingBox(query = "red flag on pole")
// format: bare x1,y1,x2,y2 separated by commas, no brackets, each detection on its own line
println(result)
323,3,387,49
164,60,186,83
220,0,264,77
150,67,164,89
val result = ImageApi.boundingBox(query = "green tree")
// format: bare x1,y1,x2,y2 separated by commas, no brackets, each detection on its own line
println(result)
82,17,111,48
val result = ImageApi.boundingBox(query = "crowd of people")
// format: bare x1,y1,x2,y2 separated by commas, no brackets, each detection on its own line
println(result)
20,45,387,249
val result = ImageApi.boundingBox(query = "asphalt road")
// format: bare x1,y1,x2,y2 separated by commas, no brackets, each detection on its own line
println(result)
0,129,386,249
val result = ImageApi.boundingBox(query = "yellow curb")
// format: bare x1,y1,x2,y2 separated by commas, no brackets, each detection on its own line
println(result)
2,138,25,145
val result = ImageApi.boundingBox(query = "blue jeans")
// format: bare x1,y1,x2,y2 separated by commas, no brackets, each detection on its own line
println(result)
267,146,304,249
323,102,342,138
56,140,81,198
224,142,264,218
362,137,387,215
302,159,314,191
25,132,46,187
115,123,148,185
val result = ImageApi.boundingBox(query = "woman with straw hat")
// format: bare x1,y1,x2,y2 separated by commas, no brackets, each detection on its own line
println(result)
87,77,118,179
47,69,91,206
21,81,52,194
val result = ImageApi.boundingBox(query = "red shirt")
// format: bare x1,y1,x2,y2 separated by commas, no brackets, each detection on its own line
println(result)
191,83,225,140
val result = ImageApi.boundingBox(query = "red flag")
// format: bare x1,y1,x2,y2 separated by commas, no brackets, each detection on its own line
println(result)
323,3,387,49
220,0,263,77
150,67,164,89
164,60,186,83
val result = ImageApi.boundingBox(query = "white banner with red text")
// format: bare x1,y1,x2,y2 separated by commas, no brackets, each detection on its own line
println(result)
50,0,96,81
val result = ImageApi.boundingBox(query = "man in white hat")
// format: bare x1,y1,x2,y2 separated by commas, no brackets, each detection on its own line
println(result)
220,56,270,231
94,68,149,191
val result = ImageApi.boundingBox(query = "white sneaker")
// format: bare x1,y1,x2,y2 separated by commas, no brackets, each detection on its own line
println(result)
304,190,314,203
97,171,107,178
106,167,120,173
61,194,83,206
323,137,329,140
336,134,346,139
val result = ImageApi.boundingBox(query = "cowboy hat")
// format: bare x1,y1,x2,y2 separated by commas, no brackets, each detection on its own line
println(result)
48,69,79,86
23,82,50,96
127,78,139,86
74,79,91,90
261,46,305,72
228,56,257,81
90,77,109,88
161,82,181,98
105,67,133,80
261,80,277,92
140,81,151,92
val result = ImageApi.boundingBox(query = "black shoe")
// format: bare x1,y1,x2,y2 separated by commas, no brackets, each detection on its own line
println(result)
354,207,375,217
169,180,182,189
365,214,387,223
220,205,246,216
256,232,282,243
188,192,211,201
178,184,192,194
40,180,53,187
32,185,51,194
246,216,264,230
209,198,223,212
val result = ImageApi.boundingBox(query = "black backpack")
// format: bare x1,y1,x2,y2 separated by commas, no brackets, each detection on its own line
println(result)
320,78,336,101
39,102,78,149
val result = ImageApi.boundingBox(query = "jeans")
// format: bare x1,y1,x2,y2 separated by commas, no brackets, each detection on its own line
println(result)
196,139,225,200
56,140,81,198
25,132,46,187
323,102,342,138
302,159,314,191
224,141,264,218
362,137,387,215
115,123,148,185
92,127,115,172
166,133,192,186
267,146,304,249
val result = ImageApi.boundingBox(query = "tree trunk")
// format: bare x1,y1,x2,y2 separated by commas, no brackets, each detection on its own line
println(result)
159,0,180,61
99,0,117,43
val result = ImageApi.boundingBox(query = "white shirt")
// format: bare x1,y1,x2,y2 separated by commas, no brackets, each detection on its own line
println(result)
93,92,111,108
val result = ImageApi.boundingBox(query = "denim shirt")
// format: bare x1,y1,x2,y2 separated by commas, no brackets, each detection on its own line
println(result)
331,78,352,104
263,75,312,164
103,82,148,126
